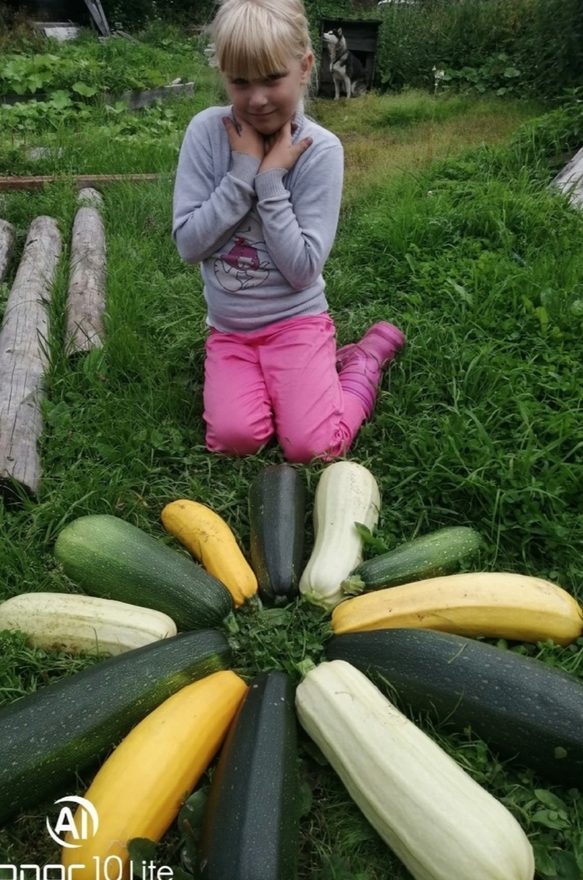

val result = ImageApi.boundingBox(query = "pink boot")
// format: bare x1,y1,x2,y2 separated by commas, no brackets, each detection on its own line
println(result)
337,321,405,419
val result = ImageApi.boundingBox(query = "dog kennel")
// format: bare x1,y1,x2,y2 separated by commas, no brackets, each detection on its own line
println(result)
318,18,381,98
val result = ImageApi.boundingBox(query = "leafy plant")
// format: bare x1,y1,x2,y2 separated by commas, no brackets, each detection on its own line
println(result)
442,53,523,97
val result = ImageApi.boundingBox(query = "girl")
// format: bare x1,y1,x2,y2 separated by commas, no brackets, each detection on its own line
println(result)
172,0,405,464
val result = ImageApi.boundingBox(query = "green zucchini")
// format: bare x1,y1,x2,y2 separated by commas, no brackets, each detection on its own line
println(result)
0,628,231,826
54,514,233,630
200,670,300,879
326,628,583,785
249,465,305,605
341,526,483,595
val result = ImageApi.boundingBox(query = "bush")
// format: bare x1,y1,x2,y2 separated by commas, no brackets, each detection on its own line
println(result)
512,86,583,171
375,0,583,99
100,0,216,30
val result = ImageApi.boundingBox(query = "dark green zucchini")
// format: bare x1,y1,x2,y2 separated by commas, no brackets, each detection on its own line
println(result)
0,628,231,825
200,670,300,880
54,514,233,630
249,465,305,605
326,628,583,785
341,526,483,595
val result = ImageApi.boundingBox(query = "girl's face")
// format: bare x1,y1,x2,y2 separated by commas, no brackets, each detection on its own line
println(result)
224,53,313,135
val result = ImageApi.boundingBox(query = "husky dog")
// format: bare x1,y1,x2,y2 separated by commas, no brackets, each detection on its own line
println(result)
322,28,366,99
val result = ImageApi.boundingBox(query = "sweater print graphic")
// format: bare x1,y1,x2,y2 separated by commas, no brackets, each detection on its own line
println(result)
213,211,273,293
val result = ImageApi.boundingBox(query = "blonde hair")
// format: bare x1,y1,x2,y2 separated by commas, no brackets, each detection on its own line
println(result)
210,0,313,80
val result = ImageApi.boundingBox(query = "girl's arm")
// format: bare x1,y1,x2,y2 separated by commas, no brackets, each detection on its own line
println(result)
172,116,261,264
254,137,344,290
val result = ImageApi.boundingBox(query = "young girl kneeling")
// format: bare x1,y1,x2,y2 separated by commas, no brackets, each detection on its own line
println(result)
172,0,405,464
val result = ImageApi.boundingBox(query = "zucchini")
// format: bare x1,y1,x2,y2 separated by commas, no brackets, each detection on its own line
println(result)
0,592,177,655
342,526,483,595
63,671,247,875
326,628,583,785
54,514,233,630
296,660,534,880
200,671,300,880
299,461,381,610
0,628,231,825
248,465,306,606
161,499,258,607
331,571,583,645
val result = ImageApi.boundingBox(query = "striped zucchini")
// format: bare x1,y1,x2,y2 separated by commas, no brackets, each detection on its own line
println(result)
342,526,483,595
54,514,233,630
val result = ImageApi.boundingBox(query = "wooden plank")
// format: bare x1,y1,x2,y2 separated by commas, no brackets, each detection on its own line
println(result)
552,145,583,211
83,0,110,36
0,219,16,283
65,188,106,356
0,216,62,496
0,174,159,192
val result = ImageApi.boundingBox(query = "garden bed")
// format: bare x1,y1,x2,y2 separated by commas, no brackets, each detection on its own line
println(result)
1,79,195,109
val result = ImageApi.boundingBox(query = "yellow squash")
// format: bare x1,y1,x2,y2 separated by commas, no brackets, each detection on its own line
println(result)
161,499,257,606
61,670,247,878
331,571,583,645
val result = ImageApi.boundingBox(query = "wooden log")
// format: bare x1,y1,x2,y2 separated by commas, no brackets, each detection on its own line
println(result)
0,174,160,192
65,188,106,355
552,145,583,211
0,219,15,283
0,216,62,496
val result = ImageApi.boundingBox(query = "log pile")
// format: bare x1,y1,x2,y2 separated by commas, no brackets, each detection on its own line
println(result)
0,190,107,496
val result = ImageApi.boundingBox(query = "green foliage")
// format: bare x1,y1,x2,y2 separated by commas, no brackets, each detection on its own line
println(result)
512,87,583,172
0,32,212,139
375,0,583,99
0,32,200,100
440,52,523,98
101,0,216,29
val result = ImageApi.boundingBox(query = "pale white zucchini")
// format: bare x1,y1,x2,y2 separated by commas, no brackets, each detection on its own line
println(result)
295,660,535,880
0,592,177,655
299,461,380,610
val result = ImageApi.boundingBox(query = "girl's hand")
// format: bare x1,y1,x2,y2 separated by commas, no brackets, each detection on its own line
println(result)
223,115,264,161
259,120,312,173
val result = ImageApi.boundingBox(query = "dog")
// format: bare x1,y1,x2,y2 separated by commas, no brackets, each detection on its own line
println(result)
322,28,366,99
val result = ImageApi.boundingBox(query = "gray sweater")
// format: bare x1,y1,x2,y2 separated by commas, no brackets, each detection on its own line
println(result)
172,105,344,332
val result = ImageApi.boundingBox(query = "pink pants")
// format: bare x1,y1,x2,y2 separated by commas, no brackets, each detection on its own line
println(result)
203,314,368,464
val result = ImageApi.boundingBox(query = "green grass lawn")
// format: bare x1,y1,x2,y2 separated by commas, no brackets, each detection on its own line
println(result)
0,32,582,879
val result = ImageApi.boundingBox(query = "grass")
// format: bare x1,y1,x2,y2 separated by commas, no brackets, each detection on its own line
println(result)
1,31,583,879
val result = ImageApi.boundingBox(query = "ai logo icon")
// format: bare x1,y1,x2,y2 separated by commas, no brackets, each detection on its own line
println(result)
46,796,99,848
